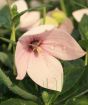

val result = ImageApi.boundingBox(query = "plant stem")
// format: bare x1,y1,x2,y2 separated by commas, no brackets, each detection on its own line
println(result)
74,89,88,98
0,68,38,102
60,0,67,16
8,24,16,75
8,24,16,51
43,7,46,24
72,1,87,8
0,37,16,45
85,51,88,66
6,0,16,51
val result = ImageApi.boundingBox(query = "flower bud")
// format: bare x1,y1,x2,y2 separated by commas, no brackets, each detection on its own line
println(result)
41,16,58,26
48,8,67,25
42,91,49,103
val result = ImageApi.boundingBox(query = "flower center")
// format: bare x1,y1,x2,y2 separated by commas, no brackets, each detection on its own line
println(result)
28,39,41,54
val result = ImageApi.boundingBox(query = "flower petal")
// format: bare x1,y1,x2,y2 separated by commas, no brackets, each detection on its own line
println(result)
11,0,40,30
20,25,55,38
27,52,63,91
15,42,29,80
42,29,86,60
18,25,56,49
59,18,74,34
20,11,40,30
72,9,88,22
11,0,28,13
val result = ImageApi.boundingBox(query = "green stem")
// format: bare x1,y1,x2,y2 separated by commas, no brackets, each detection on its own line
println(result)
47,94,55,105
47,93,60,105
13,4,51,21
8,24,16,51
6,0,16,51
85,51,88,66
0,68,38,101
43,7,46,24
72,1,87,8
60,0,67,16
8,24,16,75
74,89,88,98
0,37,16,45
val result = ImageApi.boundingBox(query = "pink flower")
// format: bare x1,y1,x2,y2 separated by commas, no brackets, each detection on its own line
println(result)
15,25,85,91
11,0,40,31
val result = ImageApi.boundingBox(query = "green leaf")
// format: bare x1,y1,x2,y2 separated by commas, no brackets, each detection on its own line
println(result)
0,98,38,105
0,52,12,68
65,96,88,105
55,66,88,105
0,6,11,29
62,59,84,93
0,68,38,101
74,66,88,95
54,60,85,105
78,40,88,50
79,14,88,40
0,37,16,45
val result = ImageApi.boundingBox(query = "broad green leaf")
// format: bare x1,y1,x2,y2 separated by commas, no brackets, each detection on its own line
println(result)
55,66,88,105
0,6,11,29
0,52,12,68
79,15,88,40
0,68,38,101
79,40,88,50
0,98,38,105
72,30,81,41
65,96,88,105
75,66,88,94
61,59,84,94
54,60,85,105
17,77,38,95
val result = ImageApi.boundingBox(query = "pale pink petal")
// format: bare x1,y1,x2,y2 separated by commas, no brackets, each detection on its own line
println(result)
15,42,29,80
27,52,63,91
20,25,55,39
20,11,40,30
41,29,86,60
72,9,88,22
11,0,41,31
29,19,41,28
11,0,28,13
59,18,74,34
